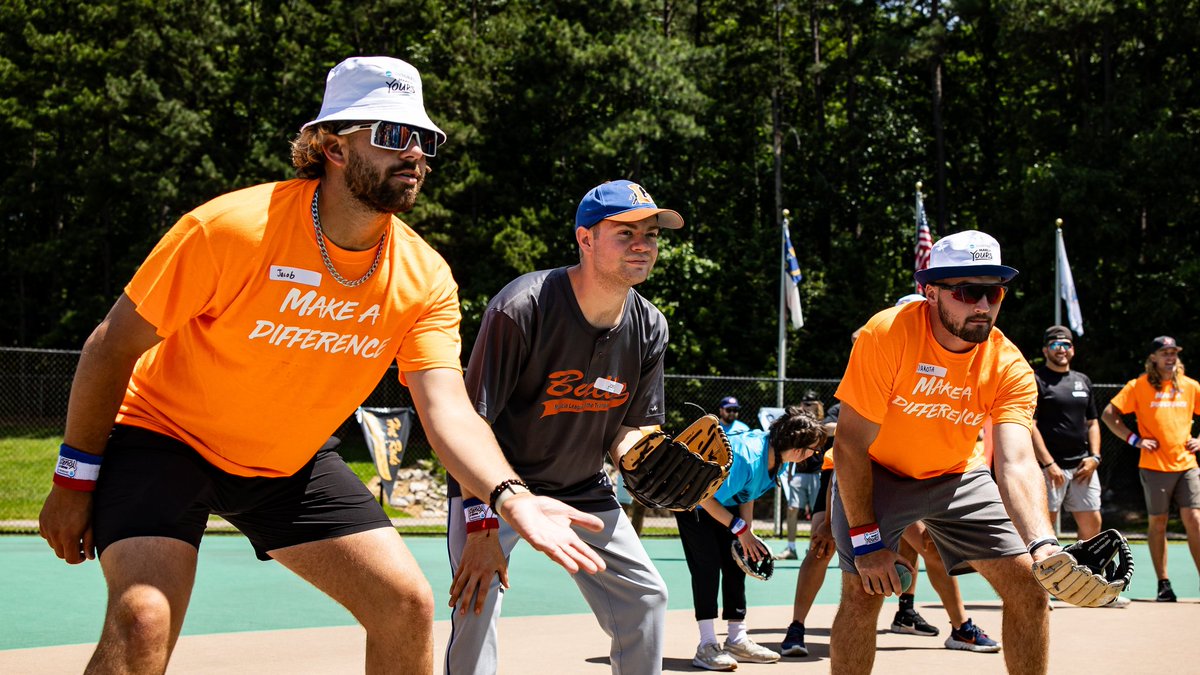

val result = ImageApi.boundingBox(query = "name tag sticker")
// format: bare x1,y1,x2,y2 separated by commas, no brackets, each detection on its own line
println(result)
269,266,321,287
915,363,948,378
594,377,625,395
1072,391,1088,397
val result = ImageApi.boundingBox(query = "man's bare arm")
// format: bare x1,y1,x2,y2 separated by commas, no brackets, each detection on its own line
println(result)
40,294,163,564
829,403,881,528
407,368,605,575
991,422,1057,556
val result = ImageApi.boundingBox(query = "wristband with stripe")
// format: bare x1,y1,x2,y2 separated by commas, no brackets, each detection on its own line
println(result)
1126,432,1140,447
463,497,499,533
849,523,886,556
1027,536,1059,556
729,518,749,536
53,444,102,492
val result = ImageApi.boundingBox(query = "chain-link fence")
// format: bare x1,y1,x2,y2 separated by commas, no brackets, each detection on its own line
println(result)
0,347,1160,531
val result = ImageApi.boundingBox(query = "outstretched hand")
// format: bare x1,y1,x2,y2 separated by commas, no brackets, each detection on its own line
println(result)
500,495,605,574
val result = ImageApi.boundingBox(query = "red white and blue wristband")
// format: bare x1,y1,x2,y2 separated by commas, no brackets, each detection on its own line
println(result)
850,523,886,556
463,497,499,534
1126,432,1141,447
729,518,749,536
53,443,102,492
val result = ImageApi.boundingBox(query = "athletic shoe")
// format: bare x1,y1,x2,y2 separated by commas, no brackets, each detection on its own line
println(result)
692,642,737,671
1157,579,1177,602
775,547,798,560
1104,595,1132,608
944,619,1001,653
780,621,808,657
890,608,940,636
724,637,781,663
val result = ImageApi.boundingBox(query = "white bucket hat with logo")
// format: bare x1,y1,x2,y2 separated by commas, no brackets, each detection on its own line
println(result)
914,230,1019,285
301,56,446,144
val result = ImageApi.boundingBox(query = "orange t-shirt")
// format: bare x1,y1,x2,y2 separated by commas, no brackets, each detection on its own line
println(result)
1108,374,1200,472
117,179,463,477
834,302,1036,479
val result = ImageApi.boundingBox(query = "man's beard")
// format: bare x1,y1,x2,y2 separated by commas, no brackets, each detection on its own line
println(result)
344,150,423,214
937,301,994,344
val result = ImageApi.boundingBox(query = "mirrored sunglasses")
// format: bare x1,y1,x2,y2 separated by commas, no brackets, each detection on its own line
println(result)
932,283,1007,305
1048,340,1073,351
337,121,440,156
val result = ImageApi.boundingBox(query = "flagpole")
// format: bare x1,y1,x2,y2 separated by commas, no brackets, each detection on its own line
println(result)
777,209,790,408
1054,218,1063,326
915,182,923,293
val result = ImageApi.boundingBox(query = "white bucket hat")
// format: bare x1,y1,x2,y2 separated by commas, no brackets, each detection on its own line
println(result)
301,56,446,144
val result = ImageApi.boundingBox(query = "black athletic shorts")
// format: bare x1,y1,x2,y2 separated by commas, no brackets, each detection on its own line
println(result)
92,425,391,560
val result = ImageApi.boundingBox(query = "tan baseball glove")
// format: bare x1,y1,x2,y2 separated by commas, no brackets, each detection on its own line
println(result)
1031,529,1134,607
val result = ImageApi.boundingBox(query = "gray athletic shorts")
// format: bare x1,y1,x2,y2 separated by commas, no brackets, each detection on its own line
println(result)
1044,464,1101,513
831,462,1025,576
1140,467,1200,515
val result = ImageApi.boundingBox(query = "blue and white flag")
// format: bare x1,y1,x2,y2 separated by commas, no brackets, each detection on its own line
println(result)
783,221,804,329
1056,229,1084,335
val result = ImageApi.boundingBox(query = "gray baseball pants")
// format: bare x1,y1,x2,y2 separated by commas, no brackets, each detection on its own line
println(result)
444,500,667,675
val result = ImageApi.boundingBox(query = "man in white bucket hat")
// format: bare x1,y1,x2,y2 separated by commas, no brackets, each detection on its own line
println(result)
38,56,605,674
828,230,1064,673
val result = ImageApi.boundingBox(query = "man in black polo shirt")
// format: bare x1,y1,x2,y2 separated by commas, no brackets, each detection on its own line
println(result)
1031,326,1105,543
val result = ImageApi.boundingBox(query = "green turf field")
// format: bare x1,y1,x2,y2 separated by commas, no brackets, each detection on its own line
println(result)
2,534,1192,651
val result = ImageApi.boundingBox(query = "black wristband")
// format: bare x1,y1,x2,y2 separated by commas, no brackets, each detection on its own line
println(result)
489,478,531,513
1038,460,1054,469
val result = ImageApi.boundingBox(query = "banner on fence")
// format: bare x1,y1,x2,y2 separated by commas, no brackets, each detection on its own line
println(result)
757,407,785,432
355,406,415,505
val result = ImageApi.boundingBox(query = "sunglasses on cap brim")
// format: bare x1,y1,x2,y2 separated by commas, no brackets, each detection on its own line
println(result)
930,282,1007,304
337,121,440,157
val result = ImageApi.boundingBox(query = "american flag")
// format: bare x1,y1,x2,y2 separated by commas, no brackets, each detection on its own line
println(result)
914,189,932,291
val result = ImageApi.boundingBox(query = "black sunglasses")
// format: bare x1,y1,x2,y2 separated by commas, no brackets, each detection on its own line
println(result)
930,283,1007,305
723,407,740,413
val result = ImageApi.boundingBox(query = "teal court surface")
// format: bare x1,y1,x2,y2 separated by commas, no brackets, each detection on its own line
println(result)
2,534,1195,652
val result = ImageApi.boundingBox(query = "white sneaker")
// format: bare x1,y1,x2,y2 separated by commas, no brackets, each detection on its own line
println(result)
1104,595,1132,608
692,642,738,671
724,637,781,663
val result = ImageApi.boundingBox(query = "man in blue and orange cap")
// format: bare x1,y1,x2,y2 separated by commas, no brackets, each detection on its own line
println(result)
445,180,684,674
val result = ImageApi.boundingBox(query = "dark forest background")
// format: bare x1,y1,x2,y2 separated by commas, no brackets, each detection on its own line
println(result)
2,0,1197,382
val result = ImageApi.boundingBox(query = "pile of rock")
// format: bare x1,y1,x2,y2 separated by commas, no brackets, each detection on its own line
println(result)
366,462,449,519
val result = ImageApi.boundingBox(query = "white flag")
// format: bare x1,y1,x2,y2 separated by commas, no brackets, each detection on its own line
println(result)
1057,231,1084,335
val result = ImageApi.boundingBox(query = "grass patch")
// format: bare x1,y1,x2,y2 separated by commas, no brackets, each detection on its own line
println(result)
0,436,58,521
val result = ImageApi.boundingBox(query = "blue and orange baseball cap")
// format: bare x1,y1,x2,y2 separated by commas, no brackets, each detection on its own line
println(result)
718,396,740,410
574,180,684,230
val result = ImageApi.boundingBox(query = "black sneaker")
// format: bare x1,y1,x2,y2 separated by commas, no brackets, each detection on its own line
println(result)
891,608,940,636
781,620,808,657
1157,579,1177,602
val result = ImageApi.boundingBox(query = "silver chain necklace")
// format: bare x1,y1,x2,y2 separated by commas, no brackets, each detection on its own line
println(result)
311,188,386,288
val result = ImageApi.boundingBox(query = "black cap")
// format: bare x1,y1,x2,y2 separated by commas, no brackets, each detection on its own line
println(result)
800,389,820,402
1150,336,1182,354
1043,325,1073,346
